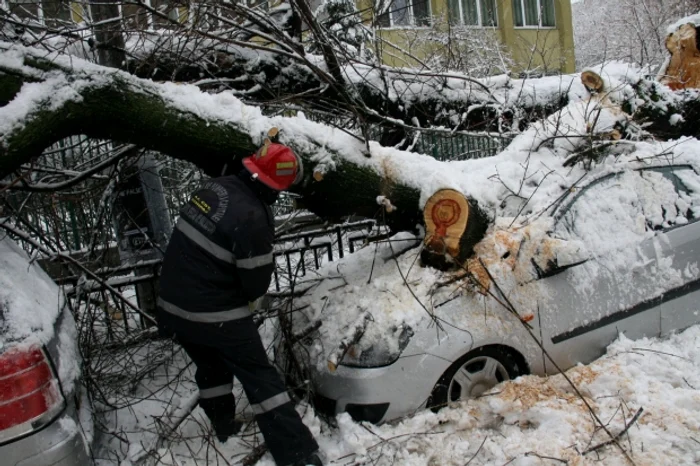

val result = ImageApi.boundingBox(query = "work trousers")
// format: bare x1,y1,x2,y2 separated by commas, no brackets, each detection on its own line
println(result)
173,316,319,466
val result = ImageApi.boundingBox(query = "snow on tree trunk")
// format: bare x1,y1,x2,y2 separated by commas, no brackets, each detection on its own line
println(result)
0,42,474,246
3,37,700,268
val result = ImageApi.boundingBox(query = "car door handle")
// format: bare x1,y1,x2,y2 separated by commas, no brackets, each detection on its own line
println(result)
531,258,588,279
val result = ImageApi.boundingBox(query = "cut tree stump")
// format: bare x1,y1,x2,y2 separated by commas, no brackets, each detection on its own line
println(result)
662,23,700,90
421,189,488,270
581,70,605,93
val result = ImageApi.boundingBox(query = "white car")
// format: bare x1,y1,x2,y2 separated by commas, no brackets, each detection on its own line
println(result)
286,164,700,424
0,237,91,465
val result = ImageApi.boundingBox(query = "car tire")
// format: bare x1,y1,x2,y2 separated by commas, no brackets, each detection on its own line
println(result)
427,346,524,412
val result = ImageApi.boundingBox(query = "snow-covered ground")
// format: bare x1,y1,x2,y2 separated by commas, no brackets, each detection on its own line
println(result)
97,324,700,466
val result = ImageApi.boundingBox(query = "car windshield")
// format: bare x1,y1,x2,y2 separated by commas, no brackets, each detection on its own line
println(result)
554,167,700,253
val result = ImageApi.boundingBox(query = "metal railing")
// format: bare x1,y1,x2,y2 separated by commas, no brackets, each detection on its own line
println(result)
53,217,386,339
272,219,389,291
412,132,513,161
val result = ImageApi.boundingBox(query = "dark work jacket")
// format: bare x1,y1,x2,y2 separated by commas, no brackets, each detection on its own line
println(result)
157,174,275,338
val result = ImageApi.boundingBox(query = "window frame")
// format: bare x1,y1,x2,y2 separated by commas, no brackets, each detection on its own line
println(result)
450,0,498,28
512,0,556,29
6,0,45,24
7,0,182,29
378,0,432,29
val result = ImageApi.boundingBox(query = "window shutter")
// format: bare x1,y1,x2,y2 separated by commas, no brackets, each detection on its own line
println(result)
541,0,555,27
512,0,523,27
463,0,479,26
412,0,430,26
479,0,497,26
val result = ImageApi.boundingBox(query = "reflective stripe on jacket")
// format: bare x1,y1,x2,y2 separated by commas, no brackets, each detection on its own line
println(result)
158,175,275,322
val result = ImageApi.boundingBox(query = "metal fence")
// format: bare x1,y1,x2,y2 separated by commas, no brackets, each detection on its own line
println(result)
3,137,117,251
309,114,515,161
272,219,388,291
3,128,510,255
412,132,512,161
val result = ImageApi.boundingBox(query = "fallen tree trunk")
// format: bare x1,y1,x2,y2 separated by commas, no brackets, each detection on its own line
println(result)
3,41,700,270
124,34,569,134
421,189,489,269
0,43,462,242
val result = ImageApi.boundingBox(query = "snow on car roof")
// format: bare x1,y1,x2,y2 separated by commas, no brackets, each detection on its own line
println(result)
0,235,63,349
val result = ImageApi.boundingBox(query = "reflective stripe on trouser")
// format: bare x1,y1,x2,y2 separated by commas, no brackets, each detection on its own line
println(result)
251,391,291,415
176,317,318,466
200,383,233,399
180,343,237,436
157,297,251,323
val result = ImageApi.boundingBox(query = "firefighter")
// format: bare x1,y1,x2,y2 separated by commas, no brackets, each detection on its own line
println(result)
156,142,323,466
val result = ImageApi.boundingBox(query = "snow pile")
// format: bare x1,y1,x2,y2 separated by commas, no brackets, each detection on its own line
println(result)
667,12,700,35
302,326,700,466
99,324,700,465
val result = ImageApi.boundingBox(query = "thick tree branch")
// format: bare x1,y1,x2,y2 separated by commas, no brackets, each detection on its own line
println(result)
0,43,429,233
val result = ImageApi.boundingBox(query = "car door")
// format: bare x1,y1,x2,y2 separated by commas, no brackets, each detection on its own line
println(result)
535,168,696,372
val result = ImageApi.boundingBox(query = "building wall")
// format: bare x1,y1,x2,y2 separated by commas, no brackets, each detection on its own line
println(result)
373,0,575,74
14,0,574,74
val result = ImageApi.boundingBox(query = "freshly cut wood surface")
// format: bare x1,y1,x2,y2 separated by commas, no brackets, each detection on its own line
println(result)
581,70,605,93
662,23,700,90
422,189,488,269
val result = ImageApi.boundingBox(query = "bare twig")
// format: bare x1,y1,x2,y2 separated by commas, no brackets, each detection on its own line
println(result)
583,408,644,455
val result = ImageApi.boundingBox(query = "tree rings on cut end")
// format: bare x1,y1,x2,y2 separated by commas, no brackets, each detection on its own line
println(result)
421,189,488,270
581,70,605,93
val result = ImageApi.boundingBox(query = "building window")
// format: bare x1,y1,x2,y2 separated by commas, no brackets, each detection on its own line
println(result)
7,0,73,27
377,0,431,28
448,0,497,27
512,0,555,28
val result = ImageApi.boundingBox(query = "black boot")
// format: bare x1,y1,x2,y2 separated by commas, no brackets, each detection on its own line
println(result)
199,394,241,442
213,418,243,443
291,452,323,466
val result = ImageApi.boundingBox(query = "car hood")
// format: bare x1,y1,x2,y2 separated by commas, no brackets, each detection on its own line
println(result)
291,221,571,373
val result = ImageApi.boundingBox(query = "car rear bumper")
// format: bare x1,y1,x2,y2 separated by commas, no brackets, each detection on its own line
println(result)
311,352,451,424
4,398,91,466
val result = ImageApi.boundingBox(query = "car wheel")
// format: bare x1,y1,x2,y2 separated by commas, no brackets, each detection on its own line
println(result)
427,346,523,411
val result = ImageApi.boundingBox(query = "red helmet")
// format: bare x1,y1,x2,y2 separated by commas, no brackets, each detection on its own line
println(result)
242,143,301,191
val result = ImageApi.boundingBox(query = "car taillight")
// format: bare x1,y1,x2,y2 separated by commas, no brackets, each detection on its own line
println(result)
0,345,64,442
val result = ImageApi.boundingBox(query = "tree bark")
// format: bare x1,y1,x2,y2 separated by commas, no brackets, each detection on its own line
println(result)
126,42,567,134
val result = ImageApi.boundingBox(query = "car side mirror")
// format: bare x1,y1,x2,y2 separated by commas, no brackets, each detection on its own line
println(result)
531,238,589,279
